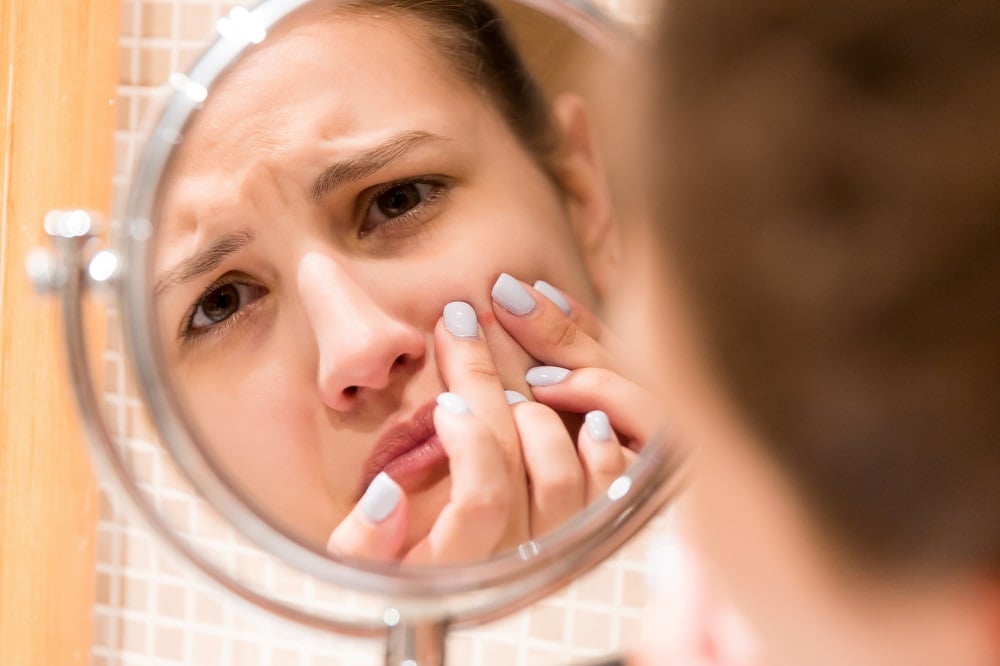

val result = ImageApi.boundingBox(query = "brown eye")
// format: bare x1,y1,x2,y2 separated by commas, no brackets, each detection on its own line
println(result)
375,183,423,218
361,180,439,234
188,282,265,333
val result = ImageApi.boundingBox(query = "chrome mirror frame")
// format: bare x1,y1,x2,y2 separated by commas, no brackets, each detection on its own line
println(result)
32,0,685,662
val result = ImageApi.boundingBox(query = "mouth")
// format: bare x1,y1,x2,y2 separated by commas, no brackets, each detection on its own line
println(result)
359,401,449,497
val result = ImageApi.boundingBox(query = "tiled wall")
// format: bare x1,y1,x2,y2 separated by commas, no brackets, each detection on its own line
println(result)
97,1,662,664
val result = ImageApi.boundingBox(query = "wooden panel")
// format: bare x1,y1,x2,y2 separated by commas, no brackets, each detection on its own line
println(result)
0,0,118,663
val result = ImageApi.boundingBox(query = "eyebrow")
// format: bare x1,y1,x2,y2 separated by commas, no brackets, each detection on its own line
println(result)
310,130,447,201
154,229,255,297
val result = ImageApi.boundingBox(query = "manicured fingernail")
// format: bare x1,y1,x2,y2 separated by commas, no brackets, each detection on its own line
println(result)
585,410,611,441
533,280,571,315
505,390,529,404
525,365,570,387
492,273,536,316
360,472,401,523
443,301,478,338
436,391,470,414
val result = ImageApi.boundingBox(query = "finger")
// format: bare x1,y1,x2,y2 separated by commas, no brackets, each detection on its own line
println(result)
436,302,529,546
526,366,663,449
491,273,619,371
326,472,409,562
578,410,631,504
405,393,512,565
511,400,585,536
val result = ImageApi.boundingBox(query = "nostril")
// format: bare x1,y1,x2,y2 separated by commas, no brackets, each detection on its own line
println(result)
393,354,407,368
343,386,359,397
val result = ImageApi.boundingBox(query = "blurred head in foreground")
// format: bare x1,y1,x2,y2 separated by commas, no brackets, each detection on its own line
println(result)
627,1,1000,664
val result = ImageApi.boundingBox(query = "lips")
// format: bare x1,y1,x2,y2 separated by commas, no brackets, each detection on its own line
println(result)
359,401,449,496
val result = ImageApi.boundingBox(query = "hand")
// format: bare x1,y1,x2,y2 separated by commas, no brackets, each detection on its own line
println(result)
327,275,659,564
490,273,662,453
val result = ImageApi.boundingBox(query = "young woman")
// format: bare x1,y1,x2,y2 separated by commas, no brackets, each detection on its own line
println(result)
153,0,658,563
628,0,1000,663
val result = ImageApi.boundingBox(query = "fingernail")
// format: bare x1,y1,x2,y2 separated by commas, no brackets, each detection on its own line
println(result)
443,301,478,338
491,273,536,316
533,280,571,315
525,365,570,387
436,391,471,414
505,390,529,405
360,472,402,523
585,410,611,441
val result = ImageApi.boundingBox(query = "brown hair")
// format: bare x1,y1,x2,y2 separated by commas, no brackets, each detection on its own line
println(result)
649,0,1000,570
337,0,559,166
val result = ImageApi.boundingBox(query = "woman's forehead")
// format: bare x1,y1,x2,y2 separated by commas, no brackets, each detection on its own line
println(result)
187,16,473,147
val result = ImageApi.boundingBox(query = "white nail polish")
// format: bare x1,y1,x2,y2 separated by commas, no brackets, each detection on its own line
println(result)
436,391,471,414
361,472,402,523
505,390,529,404
525,365,570,387
491,273,536,316
443,301,478,338
585,410,611,441
533,280,571,315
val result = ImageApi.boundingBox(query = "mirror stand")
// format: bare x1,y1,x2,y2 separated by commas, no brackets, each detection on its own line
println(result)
385,618,449,666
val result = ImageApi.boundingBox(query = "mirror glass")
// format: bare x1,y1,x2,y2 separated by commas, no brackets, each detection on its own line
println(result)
147,0,654,566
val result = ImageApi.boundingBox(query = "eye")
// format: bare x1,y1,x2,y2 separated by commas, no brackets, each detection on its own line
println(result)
186,280,267,336
360,179,445,235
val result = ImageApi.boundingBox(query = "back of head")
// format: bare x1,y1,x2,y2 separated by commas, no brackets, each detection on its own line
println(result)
649,0,1000,570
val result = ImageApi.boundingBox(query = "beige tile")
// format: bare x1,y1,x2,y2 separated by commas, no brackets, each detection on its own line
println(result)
192,633,225,662
118,45,135,85
195,594,224,624
155,625,185,660
138,47,173,87
529,603,566,643
120,1,136,37
180,4,217,41
573,565,617,604
121,617,148,653
123,579,149,610
622,568,648,607
479,640,520,666
570,608,614,650
233,639,262,663
157,581,187,617
141,2,175,39
272,647,304,666
178,46,205,72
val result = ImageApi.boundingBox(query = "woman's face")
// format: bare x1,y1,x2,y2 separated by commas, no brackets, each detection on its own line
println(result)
153,15,608,549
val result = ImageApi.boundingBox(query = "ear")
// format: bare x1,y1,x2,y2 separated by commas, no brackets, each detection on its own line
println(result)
551,92,620,303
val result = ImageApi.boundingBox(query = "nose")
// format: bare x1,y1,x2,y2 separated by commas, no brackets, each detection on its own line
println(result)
297,252,425,411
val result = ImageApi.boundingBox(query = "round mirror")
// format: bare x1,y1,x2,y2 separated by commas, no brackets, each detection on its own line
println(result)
37,0,680,662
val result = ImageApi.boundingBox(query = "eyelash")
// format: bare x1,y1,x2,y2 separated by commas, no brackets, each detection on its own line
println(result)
357,175,451,237
179,274,267,344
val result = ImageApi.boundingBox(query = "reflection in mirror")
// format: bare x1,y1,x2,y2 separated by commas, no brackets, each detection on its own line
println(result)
152,0,659,563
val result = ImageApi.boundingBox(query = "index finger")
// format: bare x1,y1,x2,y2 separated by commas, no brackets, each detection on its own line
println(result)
490,273,619,371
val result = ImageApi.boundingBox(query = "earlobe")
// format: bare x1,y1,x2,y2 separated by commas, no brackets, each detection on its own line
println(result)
551,93,620,303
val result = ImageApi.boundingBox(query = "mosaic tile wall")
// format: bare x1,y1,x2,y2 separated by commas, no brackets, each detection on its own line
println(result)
96,1,663,663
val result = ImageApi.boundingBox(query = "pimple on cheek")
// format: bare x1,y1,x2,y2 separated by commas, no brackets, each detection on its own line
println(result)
478,308,498,327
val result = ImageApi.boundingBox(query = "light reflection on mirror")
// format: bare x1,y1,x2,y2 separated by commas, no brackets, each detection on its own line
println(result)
151,0,659,564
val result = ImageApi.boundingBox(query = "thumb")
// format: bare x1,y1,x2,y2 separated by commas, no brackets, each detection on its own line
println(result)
326,472,409,562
